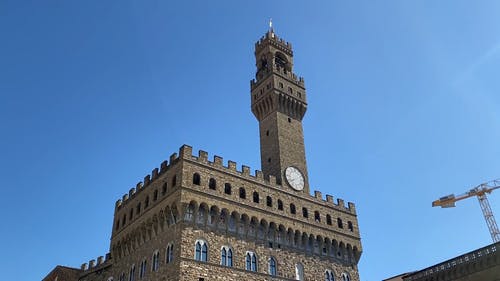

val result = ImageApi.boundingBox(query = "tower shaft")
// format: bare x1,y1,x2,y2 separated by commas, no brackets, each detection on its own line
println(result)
250,30,309,193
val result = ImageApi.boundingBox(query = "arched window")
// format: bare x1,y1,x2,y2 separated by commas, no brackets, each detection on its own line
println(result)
266,196,272,207
166,244,174,263
136,203,141,215
139,259,147,279
122,214,126,225
253,192,259,203
171,175,177,187
129,208,133,220
152,250,160,272
295,263,304,280
348,221,354,232
325,270,334,281
195,240,208,262
302,207,308,218
227,248,233,267
153,190,158,201
144,196,150,209
209,178,216,190
161,182,167,195
269,257,277,276
275,52,289,70
193,173,201,185
337,218,343,228
290,203,296,214
326,214,332,225
277,199,283,210
221,247,226,266
245,252,257,271
341,273,350,281
239,187,246,199
224,183,232,195
128,264,136,281
314,211,321,222
220,246,233,267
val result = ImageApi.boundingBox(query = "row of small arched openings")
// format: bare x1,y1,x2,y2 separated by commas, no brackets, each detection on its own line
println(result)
192,172,355,232
184,200,360,264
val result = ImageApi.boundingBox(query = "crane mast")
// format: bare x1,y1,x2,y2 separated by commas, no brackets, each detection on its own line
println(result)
432,179,500,243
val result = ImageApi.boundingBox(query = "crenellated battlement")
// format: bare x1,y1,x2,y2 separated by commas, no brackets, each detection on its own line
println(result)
255,30,293,56
178,145,356,214
250,64,305,90
114,145,356,214
80,253,111,272
115,152,181,210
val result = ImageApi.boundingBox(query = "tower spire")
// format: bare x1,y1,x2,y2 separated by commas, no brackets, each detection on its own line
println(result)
269,18,274,35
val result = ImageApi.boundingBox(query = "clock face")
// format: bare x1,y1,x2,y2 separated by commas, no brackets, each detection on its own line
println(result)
285,166,304,191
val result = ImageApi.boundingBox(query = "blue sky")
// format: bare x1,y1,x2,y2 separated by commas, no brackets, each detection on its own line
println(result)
1,1,500,281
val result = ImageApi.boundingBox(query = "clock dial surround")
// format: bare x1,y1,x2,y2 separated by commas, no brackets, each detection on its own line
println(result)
285,166,305,191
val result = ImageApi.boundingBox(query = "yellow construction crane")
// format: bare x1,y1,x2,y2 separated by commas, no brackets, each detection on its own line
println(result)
432,179,500,243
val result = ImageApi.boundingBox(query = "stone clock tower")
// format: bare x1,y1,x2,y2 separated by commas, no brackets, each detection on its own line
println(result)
45,26,362,281
251,27,309,194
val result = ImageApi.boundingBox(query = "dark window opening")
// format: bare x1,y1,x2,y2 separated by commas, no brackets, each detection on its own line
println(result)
145,196,150,209
209,178,216,190
348,221,354,232
171,175,177,187
239,187,246,199
224,183,232,195
290,203,296,214
266,196,272,207
122,214,126,225
253,192,259,203
136,203,141,215
288,87,293,93
302,207,308,218
193,173,201,185
162,182,167,195
279,82,283,88
129,208,133,220
266,130,269,136
338,218,343,228
326,214,332,225
288,117,291,123
314,211,320,222
153,190,158,201
277,199,283,211
268,158,271,163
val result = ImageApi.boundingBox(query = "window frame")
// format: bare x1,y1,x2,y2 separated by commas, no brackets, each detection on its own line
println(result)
220,246,233,267
195,240,209,262
245,251,258,272
152,250,160,272
268,256,277,276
